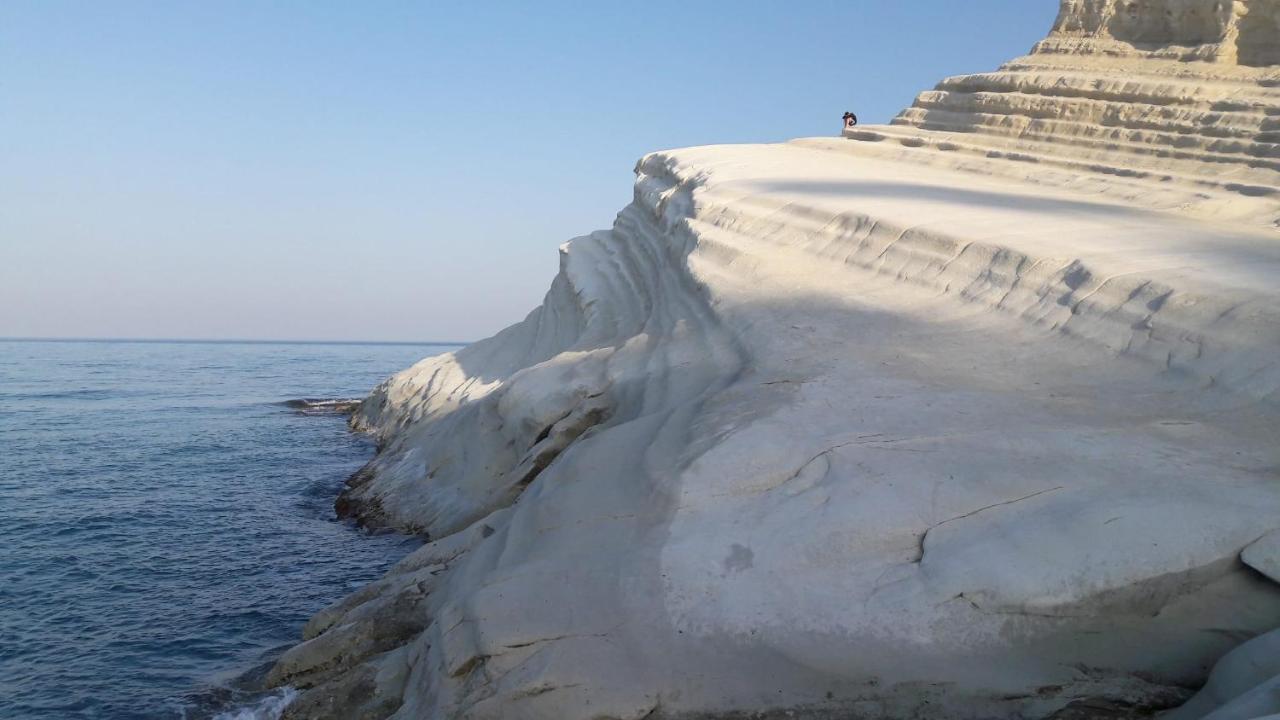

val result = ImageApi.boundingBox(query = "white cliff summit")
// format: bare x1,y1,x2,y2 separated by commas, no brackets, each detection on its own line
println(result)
269,2,1280,718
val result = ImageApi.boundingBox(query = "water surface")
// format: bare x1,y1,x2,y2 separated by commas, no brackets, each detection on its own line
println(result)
0,340,455,719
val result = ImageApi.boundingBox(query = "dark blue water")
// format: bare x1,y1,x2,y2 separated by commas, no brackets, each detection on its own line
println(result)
0,340,455,720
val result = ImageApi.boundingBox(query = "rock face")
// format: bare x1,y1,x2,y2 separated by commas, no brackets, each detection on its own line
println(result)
847,0,1280,229
1045,0,1280,65
272,2,1280,718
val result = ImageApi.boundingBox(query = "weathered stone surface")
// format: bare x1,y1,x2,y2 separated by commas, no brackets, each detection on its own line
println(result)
1040,0,1280,65
271,1,1280,718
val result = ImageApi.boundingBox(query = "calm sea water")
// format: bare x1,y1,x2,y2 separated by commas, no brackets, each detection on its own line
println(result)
0,340,457,720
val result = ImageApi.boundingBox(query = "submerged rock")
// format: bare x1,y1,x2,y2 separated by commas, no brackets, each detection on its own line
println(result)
273,1,1280,718
281,399,364,416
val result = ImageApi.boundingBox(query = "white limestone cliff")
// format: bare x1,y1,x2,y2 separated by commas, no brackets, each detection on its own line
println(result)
269,2,1280,718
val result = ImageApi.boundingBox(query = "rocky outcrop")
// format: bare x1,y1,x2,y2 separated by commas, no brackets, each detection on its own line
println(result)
1042,0,1280,66
1042,0,1280,64
844,1,1280,229
272,1,1280,718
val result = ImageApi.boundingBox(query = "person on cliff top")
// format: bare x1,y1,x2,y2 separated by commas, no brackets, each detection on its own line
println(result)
843,111,858,128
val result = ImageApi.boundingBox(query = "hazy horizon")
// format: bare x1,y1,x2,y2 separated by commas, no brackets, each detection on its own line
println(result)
2,1,1058,343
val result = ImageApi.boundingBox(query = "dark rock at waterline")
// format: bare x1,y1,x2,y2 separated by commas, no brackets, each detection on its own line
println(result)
334,464,394,531
178,643,295,718
281,398,363,416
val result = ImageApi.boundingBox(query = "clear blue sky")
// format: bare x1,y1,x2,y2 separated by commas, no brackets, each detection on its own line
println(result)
0,1,1058,342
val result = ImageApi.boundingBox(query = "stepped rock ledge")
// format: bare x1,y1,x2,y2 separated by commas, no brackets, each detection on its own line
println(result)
270,2,1280,718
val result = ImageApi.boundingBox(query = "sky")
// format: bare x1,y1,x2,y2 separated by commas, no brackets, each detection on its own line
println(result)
0,0,1059,342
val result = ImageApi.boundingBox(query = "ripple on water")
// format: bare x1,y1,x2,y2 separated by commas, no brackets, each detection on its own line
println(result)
0,340,456,719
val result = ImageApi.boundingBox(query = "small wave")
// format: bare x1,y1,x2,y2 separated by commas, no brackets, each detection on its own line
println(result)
210,687,297,720
279,398,360,415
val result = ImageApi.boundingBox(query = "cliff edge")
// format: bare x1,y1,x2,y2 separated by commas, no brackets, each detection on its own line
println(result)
269,2,1280,718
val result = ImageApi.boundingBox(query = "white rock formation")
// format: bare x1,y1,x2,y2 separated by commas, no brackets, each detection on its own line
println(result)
271,2,1280,718
1164,628,1280,720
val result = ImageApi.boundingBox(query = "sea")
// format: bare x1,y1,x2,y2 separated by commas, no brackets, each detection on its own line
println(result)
0,339,461,720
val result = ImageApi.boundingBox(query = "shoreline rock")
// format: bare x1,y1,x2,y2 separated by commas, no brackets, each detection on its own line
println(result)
281,398,364,416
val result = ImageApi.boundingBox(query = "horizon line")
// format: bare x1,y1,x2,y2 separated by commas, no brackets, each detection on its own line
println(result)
0,336,472,347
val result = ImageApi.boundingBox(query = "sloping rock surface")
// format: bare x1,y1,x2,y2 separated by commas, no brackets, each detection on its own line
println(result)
273,2,1280,718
